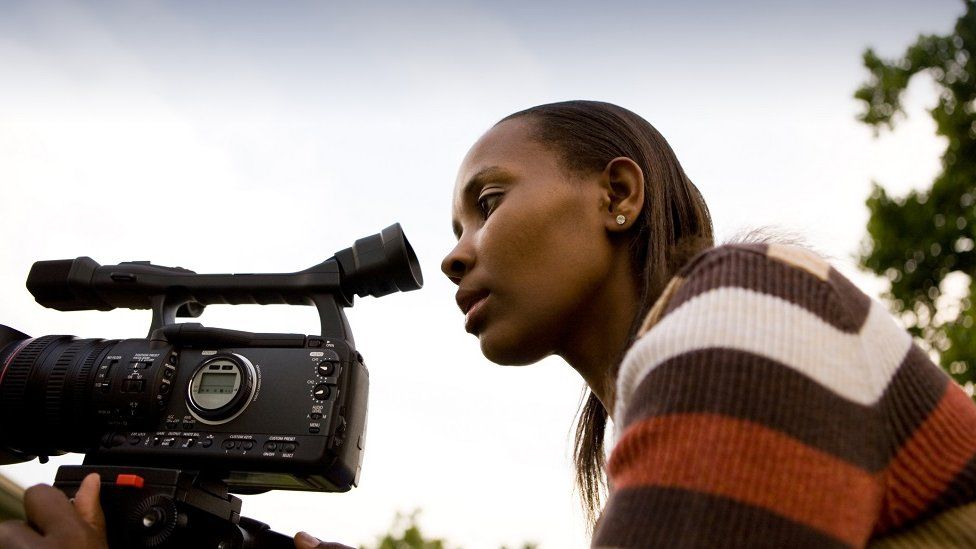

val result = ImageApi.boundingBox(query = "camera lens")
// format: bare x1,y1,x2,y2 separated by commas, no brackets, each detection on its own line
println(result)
0,324,119,461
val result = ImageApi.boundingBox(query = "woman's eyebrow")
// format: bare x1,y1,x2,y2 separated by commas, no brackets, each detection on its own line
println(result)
452,166,516,239
461,166,516,198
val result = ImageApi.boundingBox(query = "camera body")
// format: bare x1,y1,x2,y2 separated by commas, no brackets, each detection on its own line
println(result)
0,223,421,547
0,223,420,494
81,328,368,493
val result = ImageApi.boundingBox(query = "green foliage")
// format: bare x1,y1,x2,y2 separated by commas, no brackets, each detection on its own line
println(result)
364,510,450,549
856,1,976,387
361,510,537,549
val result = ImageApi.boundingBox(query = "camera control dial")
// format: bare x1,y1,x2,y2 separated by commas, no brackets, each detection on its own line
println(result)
185,354,256,425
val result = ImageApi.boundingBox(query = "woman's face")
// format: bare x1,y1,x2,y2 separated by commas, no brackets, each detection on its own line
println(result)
442,118,618,365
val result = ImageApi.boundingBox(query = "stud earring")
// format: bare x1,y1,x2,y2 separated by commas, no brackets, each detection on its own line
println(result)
615,214,626,225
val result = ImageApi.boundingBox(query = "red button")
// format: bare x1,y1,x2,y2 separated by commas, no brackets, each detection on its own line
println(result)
115,474,145,488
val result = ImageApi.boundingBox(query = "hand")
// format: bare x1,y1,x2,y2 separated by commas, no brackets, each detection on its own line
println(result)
294,531,355,549
0,472,107,549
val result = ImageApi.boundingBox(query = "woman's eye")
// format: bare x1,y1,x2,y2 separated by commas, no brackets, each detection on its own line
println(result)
477,193,502,218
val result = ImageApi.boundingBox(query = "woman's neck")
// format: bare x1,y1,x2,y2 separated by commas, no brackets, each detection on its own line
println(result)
558,259,640,419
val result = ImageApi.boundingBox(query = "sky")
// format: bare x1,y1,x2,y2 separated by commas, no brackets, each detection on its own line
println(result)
0,1,966,547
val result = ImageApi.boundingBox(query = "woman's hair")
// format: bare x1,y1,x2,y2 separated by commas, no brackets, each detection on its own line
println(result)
498,101,714,526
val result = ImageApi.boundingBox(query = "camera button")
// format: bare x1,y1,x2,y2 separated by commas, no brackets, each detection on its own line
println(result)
221,439,236,450
115,474,145,489
308,426,321,434
264,442,277,452
243,440,254,451
283,442,297,453
127,435,142,445
200,438,213,448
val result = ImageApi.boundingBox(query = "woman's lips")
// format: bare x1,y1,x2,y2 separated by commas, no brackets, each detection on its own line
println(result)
464,294,489,333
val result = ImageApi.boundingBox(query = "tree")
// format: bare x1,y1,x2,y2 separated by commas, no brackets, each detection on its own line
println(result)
856,0,976,389
364,510,451,549
362,510,537,549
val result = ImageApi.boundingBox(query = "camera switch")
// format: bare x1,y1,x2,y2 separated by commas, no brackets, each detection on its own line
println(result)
264,442,277,452
282,443,297,453
123,379,145,393
243,441,254,451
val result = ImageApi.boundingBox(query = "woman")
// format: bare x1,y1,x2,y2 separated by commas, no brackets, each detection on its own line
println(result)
5,101,976,548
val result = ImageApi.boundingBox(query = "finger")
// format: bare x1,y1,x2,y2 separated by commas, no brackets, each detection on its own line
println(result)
0,519,46,549
73,473,105,536
294,531,354,549
23,483,78,535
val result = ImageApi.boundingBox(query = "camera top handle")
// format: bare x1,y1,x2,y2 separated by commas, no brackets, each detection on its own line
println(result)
24,223,423,341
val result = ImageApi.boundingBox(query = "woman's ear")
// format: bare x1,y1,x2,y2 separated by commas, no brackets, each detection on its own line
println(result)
602,157,644,232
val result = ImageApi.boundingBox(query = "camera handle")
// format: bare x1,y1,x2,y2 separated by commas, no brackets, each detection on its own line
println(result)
147,292,353,346
54,465,293,549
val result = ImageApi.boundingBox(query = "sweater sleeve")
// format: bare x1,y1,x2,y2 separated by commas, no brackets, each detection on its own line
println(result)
594,244,905,548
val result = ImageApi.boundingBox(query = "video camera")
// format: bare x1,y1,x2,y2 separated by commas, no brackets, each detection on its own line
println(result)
0,223,423,548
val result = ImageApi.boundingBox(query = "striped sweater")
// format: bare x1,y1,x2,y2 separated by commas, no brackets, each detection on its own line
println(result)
593,243,976,548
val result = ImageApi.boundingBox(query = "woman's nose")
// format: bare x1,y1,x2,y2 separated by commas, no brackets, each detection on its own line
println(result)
441,239,474,284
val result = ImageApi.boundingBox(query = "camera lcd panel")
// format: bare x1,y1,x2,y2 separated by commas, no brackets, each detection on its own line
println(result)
199,372,236,395
189,358,243,411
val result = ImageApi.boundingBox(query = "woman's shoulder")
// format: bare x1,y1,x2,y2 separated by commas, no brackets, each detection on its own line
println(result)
636,241,872,339
615,240,917,428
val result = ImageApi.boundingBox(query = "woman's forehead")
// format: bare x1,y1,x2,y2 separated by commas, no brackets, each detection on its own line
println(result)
454,119,550,188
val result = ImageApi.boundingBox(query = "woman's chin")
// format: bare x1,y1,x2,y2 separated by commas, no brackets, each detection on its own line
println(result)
478,329,548,366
